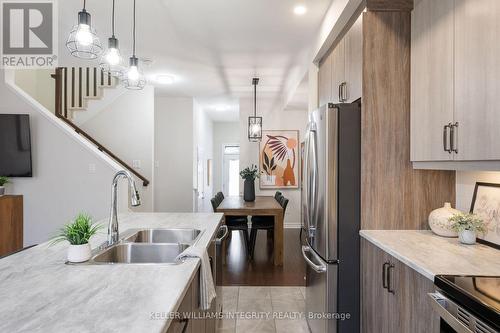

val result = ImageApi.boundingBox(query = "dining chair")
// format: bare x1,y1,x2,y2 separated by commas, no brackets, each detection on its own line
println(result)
249,194,289,259
211,195,250,254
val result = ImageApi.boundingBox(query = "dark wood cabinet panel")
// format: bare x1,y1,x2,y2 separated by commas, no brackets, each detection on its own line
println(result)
361,239,439,333
0,195,23,257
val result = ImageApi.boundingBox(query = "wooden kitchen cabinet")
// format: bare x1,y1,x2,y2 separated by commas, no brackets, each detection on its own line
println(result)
344,15,363,103
411,0,500,165
361,239,439,333
410,0,454,162
330,39,345,104
318,14,363,106
318,48,333,106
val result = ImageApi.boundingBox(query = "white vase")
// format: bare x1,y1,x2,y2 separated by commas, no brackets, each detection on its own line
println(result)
67,243,92,263
0,186,5,196
428,202,460,237
458,230,476,245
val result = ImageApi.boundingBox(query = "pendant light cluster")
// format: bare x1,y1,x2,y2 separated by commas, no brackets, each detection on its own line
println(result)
248,78,263,142
66,0,146,90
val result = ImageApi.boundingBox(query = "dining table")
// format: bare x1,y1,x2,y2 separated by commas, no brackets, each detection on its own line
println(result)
216,196,284,266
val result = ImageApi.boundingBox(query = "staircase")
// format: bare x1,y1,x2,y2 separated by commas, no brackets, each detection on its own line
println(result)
51,67,150,186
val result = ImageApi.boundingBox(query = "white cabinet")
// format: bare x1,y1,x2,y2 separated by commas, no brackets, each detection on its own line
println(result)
454,0,500,161
411,0,500,166
318,14,363,106
411,0,454,162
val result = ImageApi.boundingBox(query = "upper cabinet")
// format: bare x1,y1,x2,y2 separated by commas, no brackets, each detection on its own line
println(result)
411,0,500,167
454,0,500,161
344,15,363,103
319,49,333,107
318,15,363,106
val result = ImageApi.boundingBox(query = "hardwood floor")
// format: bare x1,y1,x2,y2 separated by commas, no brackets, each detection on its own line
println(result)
222,228,306,286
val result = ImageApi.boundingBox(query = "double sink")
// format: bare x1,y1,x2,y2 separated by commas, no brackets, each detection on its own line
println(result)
88,229,203,265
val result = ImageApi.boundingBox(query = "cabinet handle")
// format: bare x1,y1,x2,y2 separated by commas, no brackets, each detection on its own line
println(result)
382,262,390,289
342,82,348,102
443,123,451,153
338,84,342,102
450,122,459,153
387,264,395,294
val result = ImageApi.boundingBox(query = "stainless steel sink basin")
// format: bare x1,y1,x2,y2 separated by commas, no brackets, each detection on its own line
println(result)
91,243,189,264
122,228,202,244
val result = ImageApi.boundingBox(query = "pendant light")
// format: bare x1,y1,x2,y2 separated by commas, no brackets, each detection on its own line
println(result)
99,0,123,76
248,78,263,142
66,0,102,59
122,0,146,90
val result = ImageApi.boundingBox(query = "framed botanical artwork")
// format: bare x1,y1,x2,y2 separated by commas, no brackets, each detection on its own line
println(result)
470,182,500,247
259,130,299,189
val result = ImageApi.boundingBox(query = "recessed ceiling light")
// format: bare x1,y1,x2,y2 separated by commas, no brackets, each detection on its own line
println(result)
155,74,175,85
293,5,307,15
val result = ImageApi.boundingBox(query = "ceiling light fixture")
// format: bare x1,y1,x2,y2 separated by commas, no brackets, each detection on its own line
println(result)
155,74,175,85
122,0,146,90
293,4,307,15
99,0,123,77
66,0,102,59
248,78,262,142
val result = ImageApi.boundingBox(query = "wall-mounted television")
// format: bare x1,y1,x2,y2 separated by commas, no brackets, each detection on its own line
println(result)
0,114,33,177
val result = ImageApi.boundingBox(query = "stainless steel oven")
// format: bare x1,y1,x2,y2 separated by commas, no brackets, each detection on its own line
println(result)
431,275,499,333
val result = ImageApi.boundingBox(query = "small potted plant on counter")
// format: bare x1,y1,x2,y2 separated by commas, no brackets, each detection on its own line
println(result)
0,176,9,196
449,212,486,245
50,213,102,263
240,164,260,202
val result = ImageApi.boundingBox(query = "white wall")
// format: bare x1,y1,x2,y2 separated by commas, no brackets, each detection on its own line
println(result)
14,69,55,113
80,86,155,212
1,70,127,246
193,101,214,212
456,171,500,212
213,122,240,194
239,97,308,227
154,97,194,212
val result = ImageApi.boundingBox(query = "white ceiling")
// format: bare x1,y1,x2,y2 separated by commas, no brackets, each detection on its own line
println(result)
58,0,331,121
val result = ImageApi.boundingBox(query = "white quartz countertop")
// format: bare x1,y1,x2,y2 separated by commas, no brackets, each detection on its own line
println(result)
0,212,223,333
360,230,500,281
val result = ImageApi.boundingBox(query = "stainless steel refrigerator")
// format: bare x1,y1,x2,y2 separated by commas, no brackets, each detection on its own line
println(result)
301,102,361,333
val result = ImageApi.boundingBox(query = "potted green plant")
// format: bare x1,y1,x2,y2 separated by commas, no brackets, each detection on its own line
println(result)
240,164,260,202
0,176,9,196
448,212,486,245
50,213,102,262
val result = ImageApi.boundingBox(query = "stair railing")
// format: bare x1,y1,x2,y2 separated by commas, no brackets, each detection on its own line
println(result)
51,67,150,186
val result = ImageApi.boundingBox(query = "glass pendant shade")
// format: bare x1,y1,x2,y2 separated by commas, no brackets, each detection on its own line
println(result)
66,9,102,59
99,37,124,77
122,56,146,90
248,116,263,142
248,78,262,142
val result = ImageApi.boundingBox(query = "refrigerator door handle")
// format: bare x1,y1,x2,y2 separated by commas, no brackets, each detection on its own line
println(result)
308,122,318,238
301,245,327,273
303,124,311,233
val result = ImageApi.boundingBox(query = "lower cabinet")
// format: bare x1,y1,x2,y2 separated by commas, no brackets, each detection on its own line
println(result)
168,233,220,333
361,239,440,333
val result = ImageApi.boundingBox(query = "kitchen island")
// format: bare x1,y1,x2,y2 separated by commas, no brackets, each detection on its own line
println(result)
0,212,223,333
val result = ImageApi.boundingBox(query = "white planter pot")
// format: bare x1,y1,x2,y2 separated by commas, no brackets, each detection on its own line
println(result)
458,230,476,245
67,243,92,263
0,186,5,196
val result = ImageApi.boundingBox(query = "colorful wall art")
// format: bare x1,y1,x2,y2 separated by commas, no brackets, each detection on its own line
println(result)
259,130,299,189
